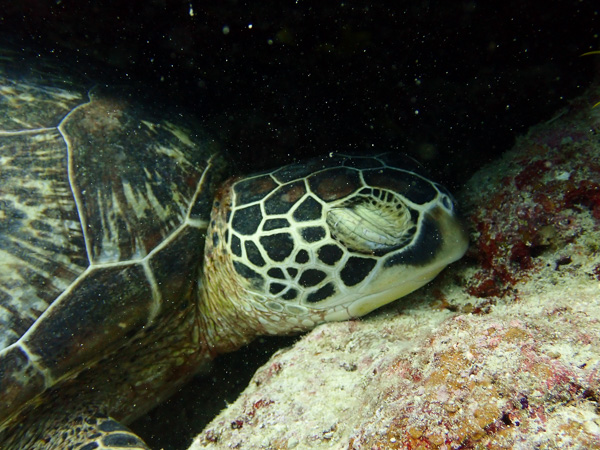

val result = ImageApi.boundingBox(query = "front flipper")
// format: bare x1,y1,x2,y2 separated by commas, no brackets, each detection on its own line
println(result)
4,411,150,450
76,415,151,450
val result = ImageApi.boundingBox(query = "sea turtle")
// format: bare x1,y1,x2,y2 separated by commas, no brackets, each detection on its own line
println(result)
0,47,468,449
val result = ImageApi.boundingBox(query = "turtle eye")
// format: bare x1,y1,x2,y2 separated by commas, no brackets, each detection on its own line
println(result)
326,189,416,254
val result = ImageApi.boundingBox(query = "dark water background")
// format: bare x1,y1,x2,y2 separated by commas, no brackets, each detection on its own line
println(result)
1,1,598,448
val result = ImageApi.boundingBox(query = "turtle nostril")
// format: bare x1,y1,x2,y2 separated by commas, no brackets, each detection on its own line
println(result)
440,194,454,212
326,191,416,254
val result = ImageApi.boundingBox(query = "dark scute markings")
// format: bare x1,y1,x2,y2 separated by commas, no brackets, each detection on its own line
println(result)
298,269,327,288
271,160,320,183
231,204,263,235
363,169,437,204
409,209,420,226
259,233,294,262
308,168,361,202
267,267,285,279
384,215,441,267
282,288,298,300
263,218,290,231
98,419,130,432
264,181,306,215
317,244,343,266
301,226,326,243
272,154,370,183
233,174,278,206
80,443,99,450
295,249,310,264
233,261,265,288
306,282,336,303
102,432,148,447
269,283,287,295
292,196,323,222
340,257,377,287
245,240,266,267
287,267,298,278
212,231,219,247
230,234,242,257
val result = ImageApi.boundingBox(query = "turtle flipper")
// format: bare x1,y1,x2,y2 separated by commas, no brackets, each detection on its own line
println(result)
78,415,151,450
8,411,150,450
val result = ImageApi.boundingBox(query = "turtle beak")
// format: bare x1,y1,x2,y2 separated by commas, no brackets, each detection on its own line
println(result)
342,204,469,320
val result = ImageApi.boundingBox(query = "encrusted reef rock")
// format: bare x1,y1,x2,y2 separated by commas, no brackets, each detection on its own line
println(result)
464,87,600,300
189,86,600,449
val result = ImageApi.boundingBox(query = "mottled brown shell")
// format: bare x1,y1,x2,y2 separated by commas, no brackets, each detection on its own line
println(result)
0,48,225,428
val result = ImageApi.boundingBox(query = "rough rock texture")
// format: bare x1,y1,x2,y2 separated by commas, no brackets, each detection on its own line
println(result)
189,84,600,449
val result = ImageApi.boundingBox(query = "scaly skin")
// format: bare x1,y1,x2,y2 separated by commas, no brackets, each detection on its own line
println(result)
0,153,468,449
199,178,325,359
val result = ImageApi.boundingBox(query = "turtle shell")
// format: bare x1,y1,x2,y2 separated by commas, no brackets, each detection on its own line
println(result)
0,48,225,428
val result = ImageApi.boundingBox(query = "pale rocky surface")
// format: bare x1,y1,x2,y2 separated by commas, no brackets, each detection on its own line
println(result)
189,86,600,449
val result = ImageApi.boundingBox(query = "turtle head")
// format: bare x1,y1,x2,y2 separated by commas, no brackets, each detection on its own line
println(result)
202,153,468,343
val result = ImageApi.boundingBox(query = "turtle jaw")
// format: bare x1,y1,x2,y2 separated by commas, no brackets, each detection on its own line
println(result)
326,204,469,321
337,265,445,320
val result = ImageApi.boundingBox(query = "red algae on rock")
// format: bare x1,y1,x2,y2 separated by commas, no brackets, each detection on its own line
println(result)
463,86,600,300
